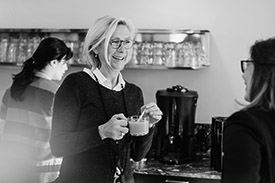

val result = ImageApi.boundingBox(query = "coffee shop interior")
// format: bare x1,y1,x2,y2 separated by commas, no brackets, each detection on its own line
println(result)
0,0,275,182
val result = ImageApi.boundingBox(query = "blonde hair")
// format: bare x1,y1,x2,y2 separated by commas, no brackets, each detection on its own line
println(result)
83,15,136,69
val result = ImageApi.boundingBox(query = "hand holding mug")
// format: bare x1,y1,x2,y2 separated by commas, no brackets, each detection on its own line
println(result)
98,113,129,140
128,115,149,136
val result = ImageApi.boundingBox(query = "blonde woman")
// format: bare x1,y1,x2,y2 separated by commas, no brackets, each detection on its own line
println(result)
50,16,162,183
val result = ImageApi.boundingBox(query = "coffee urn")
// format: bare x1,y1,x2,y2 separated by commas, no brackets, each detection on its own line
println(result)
154,85,198,164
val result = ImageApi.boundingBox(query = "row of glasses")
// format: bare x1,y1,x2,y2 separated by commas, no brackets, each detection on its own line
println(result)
0,33,208,68
130,41,209,68
0,34,86,65
0,34,41,65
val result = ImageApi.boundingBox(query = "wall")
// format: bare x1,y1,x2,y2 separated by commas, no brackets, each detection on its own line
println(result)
1,0,275,123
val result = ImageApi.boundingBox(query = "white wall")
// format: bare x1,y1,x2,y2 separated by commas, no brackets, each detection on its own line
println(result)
1,0,275,123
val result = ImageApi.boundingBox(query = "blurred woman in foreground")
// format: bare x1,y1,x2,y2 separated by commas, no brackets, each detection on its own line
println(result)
222,37,275,183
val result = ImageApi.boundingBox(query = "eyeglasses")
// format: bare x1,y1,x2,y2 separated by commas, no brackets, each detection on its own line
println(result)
240,59,275,73
109,38,134,49
240,60,253,73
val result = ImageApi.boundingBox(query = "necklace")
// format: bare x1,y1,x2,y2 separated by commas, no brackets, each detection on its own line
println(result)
92,73,129,181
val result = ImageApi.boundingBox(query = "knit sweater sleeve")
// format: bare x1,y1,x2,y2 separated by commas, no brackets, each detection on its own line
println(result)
126,85,156,161
50,73,103,157
130,127,155,161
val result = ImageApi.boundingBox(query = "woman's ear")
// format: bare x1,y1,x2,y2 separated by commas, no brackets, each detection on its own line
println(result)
50,60,57,67
93,50,98,58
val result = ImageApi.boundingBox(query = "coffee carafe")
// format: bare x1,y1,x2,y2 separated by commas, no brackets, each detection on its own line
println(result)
154,85,198,164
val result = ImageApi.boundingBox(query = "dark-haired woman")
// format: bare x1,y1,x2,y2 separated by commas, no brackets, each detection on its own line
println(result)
0,37,73,183
222,37,275,183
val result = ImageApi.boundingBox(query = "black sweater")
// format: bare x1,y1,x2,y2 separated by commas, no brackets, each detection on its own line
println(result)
222,108,275,183
50,71,155,183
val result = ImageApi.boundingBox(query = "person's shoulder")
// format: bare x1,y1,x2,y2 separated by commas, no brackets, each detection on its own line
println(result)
1,88,11,103
60,71,96,94
225,108,270,130
31,78,59,94
65,71,89,80
125,81,142,92
66,71,86,78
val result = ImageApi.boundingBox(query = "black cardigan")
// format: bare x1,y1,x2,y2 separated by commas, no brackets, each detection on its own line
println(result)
222,108,275,183
50,71,155,183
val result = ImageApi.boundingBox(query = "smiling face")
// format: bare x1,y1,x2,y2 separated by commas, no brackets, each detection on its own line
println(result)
242,62,254,102
97,24,133,72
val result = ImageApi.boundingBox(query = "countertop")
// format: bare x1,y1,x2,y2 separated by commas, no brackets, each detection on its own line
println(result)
132,153,221,181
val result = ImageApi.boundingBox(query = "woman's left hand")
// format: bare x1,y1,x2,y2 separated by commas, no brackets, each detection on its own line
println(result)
141,102,163,127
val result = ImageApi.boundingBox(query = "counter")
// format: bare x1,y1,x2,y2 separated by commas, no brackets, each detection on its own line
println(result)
132,153,221,183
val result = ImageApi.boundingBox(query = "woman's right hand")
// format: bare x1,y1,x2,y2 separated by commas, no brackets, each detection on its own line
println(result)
98,113,129,140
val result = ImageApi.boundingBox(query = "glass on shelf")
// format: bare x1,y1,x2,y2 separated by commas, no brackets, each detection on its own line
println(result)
0,36,9,63
26,35,41,61
176,42,184,67
32,36,41,52
140,42,153,65
65,40,86,65
7,37,18,63
179,42,196,68
26,39,34,59
77,41,85,65
195,42,209,67
66,40,77,65
164,42,177,67
17,34,28,65
152,42,164,65
129,42,140,66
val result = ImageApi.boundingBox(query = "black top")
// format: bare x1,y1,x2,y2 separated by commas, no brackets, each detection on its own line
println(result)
222,107,275,183
50,71,155,183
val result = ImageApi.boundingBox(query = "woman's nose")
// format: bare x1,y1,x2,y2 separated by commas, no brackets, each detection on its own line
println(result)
242,72,245,81
117,44,126,52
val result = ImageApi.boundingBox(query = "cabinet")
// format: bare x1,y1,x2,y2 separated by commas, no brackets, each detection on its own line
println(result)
0,29,210,69
134,174,220,183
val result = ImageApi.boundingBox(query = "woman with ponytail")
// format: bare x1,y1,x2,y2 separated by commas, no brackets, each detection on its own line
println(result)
0,37,73,183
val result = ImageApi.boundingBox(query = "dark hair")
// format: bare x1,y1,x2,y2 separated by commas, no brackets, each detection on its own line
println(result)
248,37,275,110
11,37,73,101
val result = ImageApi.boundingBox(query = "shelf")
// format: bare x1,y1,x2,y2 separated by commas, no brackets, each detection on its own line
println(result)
0,62,88,68
0,28,87,33
0,28,211,70
125,64,207,70
0,62,207,70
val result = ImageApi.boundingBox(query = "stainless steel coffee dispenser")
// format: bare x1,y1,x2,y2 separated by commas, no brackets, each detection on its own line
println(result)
154,85,198,164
